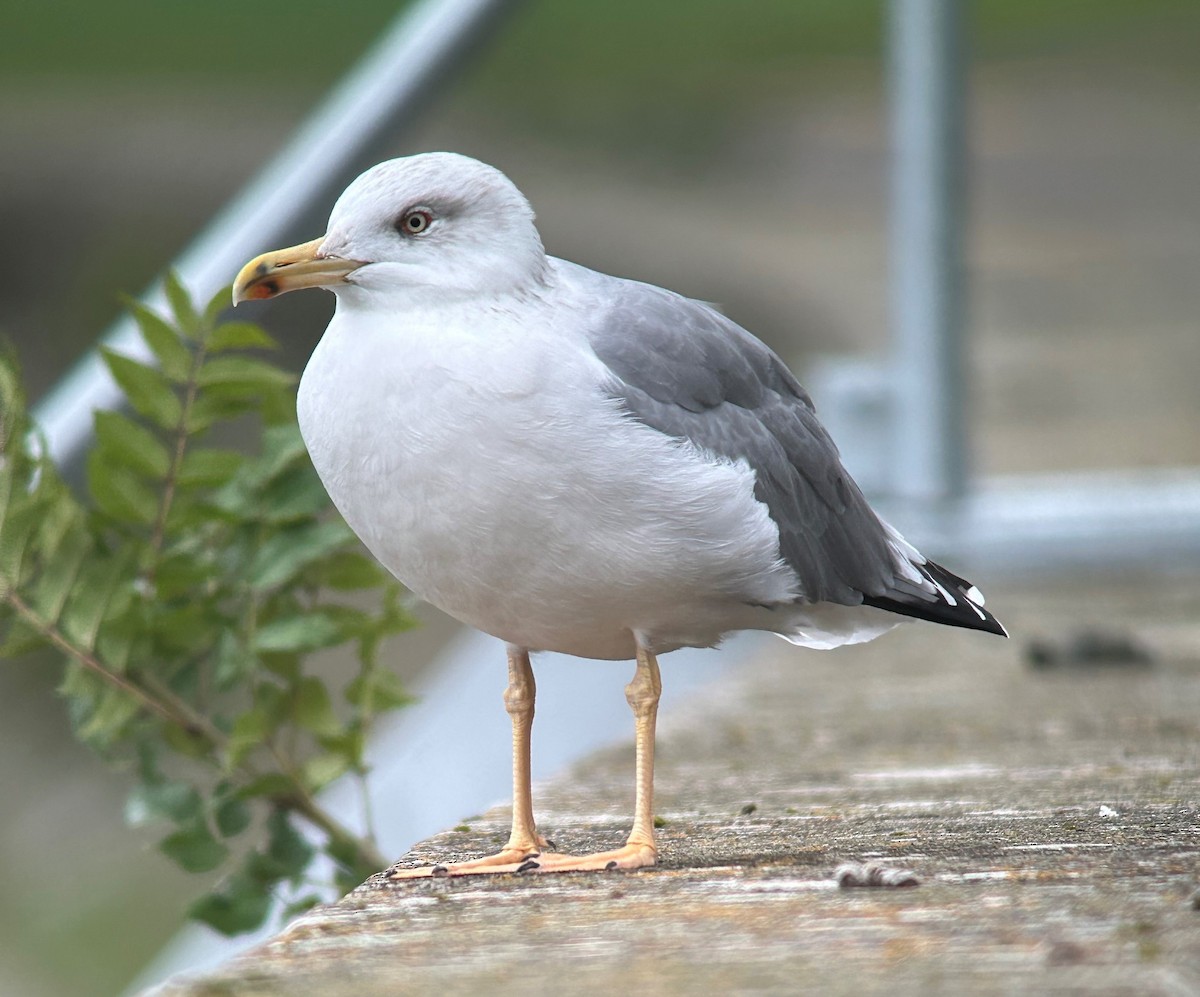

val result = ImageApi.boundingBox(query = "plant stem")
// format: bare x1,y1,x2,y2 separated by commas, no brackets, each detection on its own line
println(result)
290,790,388,872
12,589,386,874
265,743,387,871
357,768,379,850
138,671,228,750
149,334,208,566
6,590,204,737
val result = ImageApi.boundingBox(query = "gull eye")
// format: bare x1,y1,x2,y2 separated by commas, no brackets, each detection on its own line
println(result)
397,209,433,236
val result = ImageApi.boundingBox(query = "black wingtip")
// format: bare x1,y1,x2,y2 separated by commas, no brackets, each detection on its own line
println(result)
863,559,1008,638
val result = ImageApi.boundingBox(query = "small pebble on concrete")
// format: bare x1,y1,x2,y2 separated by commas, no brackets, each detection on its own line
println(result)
835,862,920,889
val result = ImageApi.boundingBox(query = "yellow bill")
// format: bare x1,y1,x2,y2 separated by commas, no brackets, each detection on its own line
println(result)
232,237,363,305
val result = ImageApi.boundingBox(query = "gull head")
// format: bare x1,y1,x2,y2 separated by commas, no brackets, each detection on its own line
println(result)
233,152,547,307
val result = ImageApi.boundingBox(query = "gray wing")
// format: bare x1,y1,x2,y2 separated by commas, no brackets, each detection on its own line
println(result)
584,276,899,607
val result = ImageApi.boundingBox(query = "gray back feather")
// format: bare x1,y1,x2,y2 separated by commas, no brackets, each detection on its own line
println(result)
583,275,899,607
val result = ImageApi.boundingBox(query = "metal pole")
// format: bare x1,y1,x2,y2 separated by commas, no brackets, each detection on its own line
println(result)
888,0,967,502
32,0,522,467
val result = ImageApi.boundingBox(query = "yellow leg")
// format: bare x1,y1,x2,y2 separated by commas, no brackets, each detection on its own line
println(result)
390,641,661,880
501,645,550,854
625,642,662,852
390,646,547,879
513,641,660,873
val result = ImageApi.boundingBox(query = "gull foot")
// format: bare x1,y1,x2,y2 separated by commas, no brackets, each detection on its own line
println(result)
389,846,541,880
517,841,657,874
389,841,656,879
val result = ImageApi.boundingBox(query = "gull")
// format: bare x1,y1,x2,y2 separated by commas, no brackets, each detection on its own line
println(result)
233,152,1006,878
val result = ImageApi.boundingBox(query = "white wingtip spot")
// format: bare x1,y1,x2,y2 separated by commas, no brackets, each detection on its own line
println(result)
930,579,958,607
964,584,986,606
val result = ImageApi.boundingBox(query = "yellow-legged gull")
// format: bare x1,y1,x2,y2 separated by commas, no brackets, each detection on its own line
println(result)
233,152,1006,878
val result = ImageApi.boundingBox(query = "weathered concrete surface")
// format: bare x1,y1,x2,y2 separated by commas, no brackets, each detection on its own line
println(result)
153,576,1200,995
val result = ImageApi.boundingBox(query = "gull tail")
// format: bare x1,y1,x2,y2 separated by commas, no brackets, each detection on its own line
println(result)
862,558,1009,637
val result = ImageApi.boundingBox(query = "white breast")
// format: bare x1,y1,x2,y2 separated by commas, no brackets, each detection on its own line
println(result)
297,296,796,660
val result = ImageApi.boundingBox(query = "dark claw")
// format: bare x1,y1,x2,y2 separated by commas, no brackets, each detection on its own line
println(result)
605,860,618,871
430,865,449,877
517,858,541,873
544,839,556,850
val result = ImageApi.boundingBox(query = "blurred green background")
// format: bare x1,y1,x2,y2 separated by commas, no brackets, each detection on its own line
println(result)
3,2,1198,995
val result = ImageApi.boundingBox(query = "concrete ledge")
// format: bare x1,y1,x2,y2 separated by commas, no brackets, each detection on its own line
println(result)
149,578,1200,995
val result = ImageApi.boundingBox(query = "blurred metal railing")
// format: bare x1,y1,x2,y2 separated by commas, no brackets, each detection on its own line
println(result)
888,0,967,504
33,0,522,466
813,0,1200,571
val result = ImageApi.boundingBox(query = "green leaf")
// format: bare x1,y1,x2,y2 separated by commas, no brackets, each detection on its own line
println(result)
59,665,105,737
32,477,82,555
214,797,252,838
323,835,361,872
326,836,375,892
76,684,141,745
87,450,159,525
208,322,278,353
345,669,412,713
177,448,243,487
0,446,16,543
254,424,309,482
301,751,351,792
60,551,132,650
260,651,300,681
0,347,27,439
160,821,229,873
153,549,217,601
281,893,322,922
315,551,386,590
212,425,310,515
248,520,355,591
316,605,373,640
0,615,45,657
100,349,182,430
94,624,137,674
189,875,272,935
253,681,289,724
150,603,213,655
183,392,256,434
0,431,43,561
162,722,212,759
93,410,171,479
126,780,202,827
213,630,255,691
266,808,314,878
198,385,292,420
254,467,331,524
0,499,41,588
254,613,343,655
126,299,194,382
318,727,365,770
57,660,99,700
203,283,235,327
163,271,201,339
226,708,272,769
293,676,342,737
28,524,90,623
237,773,294,800
197,356,296,392
259,386,296,427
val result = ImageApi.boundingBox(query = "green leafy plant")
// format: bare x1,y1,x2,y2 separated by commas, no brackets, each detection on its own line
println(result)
0,278,415,934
